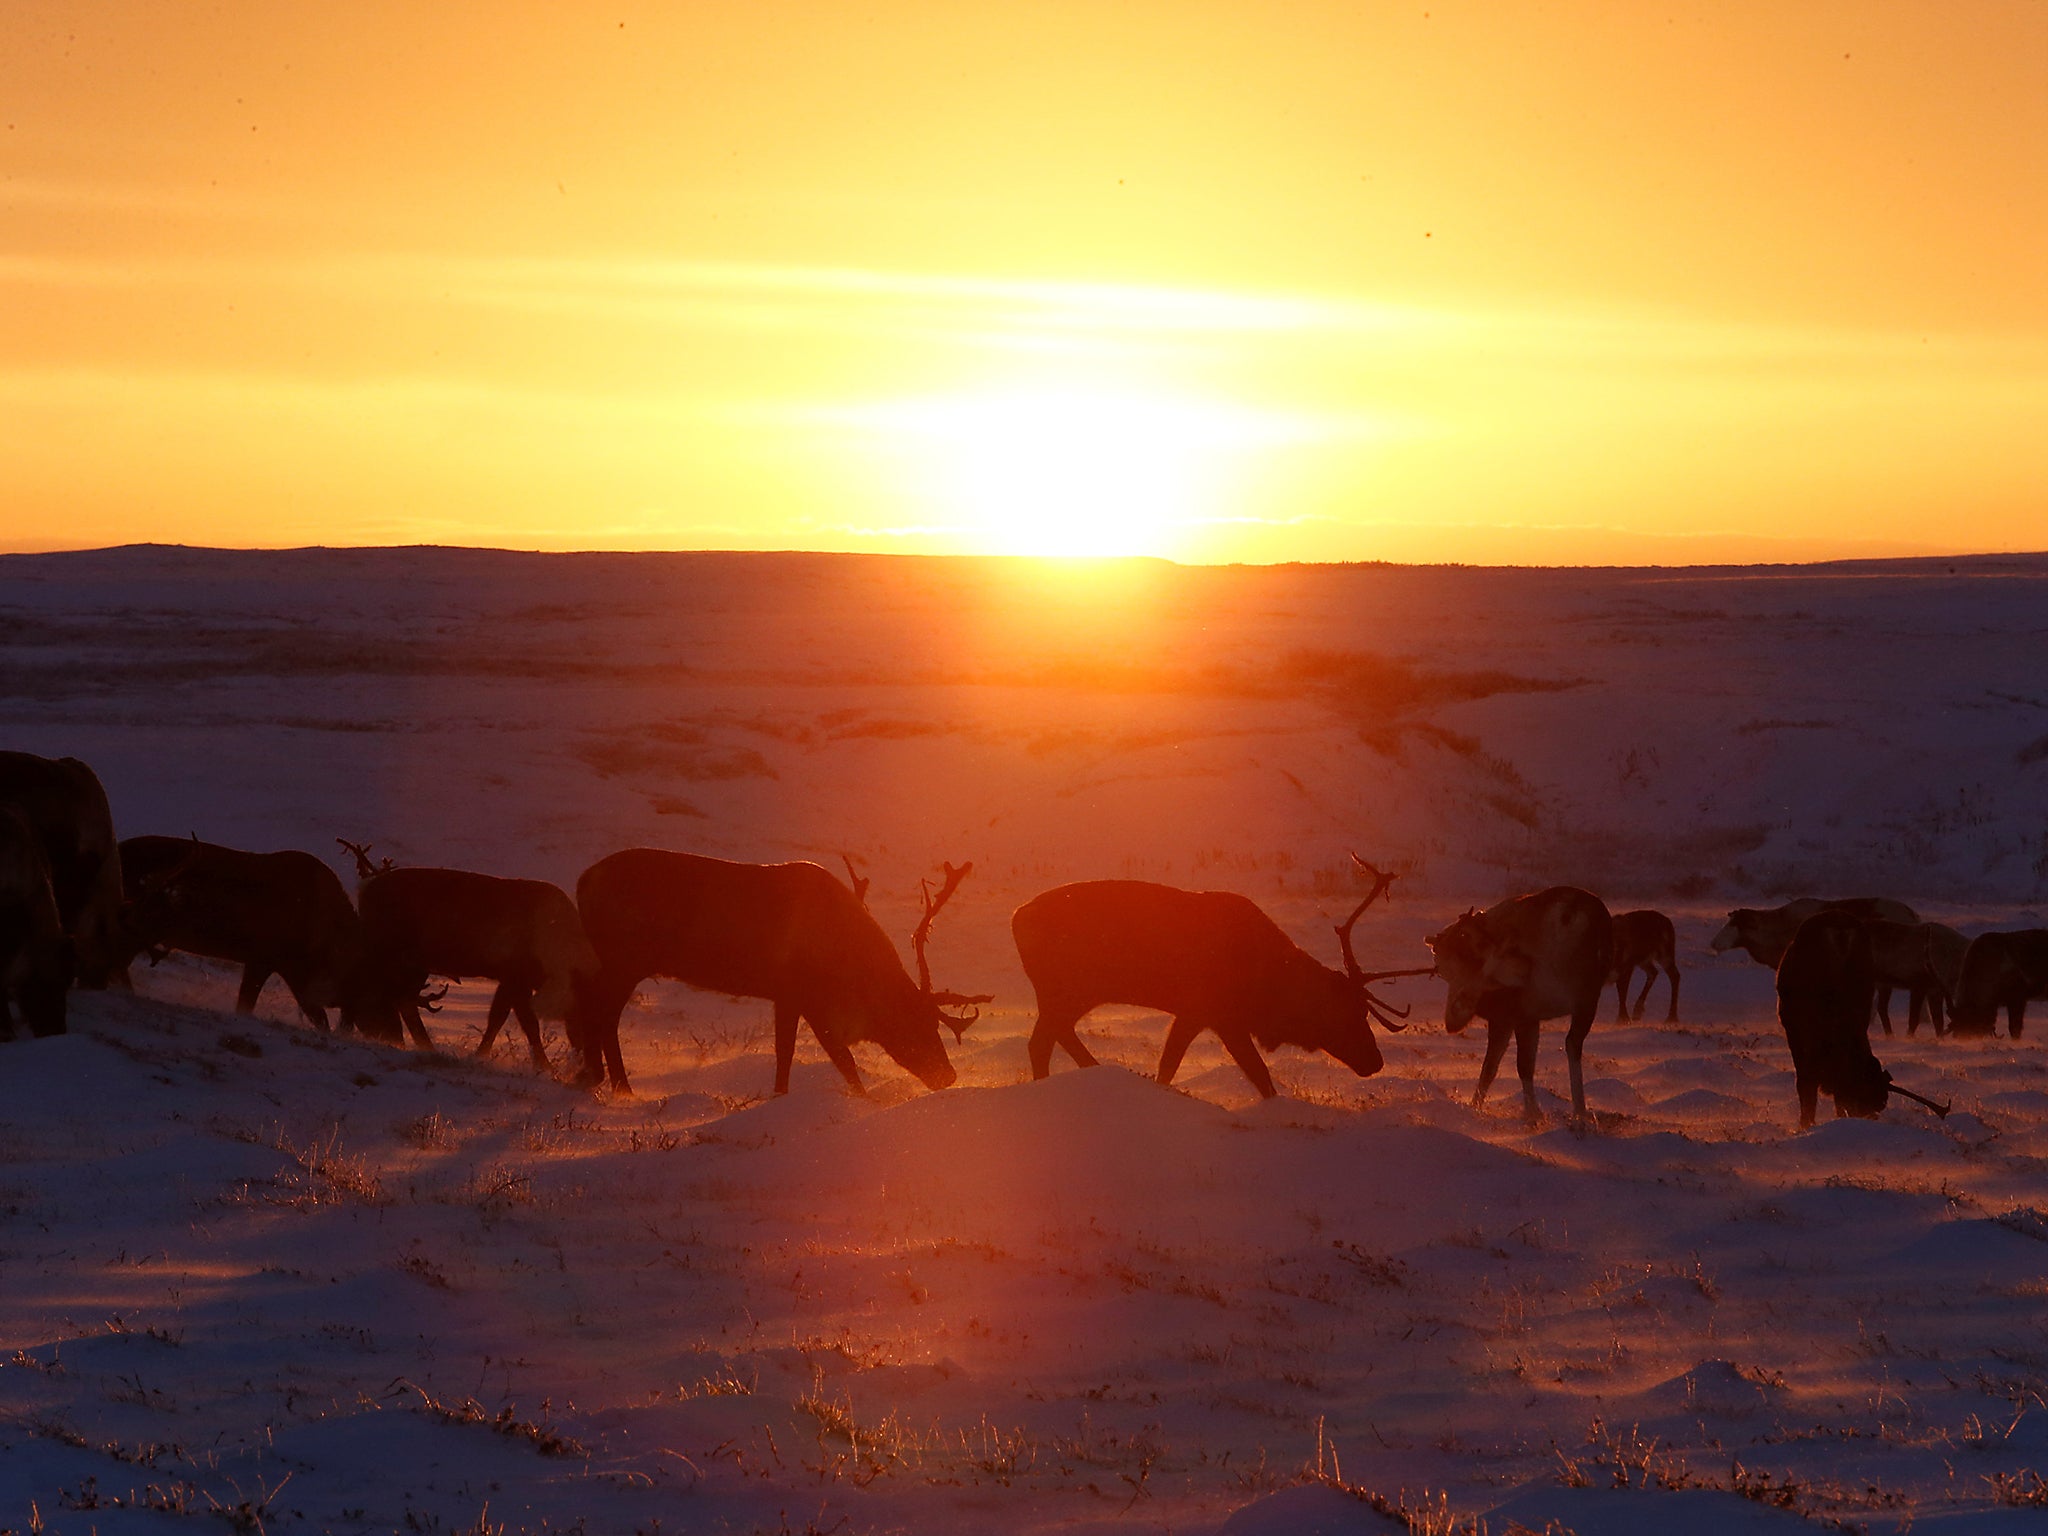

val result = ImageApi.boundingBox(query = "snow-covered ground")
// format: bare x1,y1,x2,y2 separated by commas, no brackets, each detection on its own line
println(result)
2,545,2046,1534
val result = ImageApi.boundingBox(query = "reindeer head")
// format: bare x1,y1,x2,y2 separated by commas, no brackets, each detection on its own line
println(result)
1708,909,1764,955
1827,1053,1893,1119
1424,908,1501,1034
122,834,208,944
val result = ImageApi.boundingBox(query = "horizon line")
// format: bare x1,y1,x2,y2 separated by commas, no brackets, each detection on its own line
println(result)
4,539,2043,576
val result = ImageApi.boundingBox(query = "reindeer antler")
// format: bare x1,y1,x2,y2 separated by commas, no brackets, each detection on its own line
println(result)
1333,854,1428,1032
912,860,994,1039
1334,854,1399,982
415,981,451,1015
840,853,871,909
337,838,393,880
1886,1075,1952,1118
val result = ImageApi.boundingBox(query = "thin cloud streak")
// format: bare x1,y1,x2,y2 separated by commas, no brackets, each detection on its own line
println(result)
8,241,2045,377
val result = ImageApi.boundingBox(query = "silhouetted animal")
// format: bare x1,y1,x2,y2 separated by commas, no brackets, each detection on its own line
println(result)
1710,897,1919,969
1947,930,2048,1039
354,863,599,1066
0,751,125,988
1712,896,1922,1029
1865,920,1968,1036
1609,909,1680,1022
569,850,986,1096
1427,887,1613,1124
0,807,73,1038
1010,878,1401,1098
1775,909,1892,1125
119,835,377,1031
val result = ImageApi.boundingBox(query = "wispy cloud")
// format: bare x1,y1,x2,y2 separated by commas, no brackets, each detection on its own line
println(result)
8,240,2041,378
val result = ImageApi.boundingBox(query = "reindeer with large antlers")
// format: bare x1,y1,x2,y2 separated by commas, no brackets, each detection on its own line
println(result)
568,850,991,1096
1010,855,1422,1099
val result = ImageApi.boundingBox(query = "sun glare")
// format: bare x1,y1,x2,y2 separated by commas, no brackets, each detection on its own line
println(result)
861,387,1308,559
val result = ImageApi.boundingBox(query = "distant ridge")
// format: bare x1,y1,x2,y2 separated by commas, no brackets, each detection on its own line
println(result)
5,542,2046,578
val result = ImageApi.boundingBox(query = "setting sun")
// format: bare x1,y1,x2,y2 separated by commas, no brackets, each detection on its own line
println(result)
838,386,1319,558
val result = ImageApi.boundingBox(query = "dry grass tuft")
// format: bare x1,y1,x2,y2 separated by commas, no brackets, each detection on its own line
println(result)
390,1379,586,1459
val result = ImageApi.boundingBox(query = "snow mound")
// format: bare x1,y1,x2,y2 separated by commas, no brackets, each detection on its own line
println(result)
1484,1484,1825,1534
1630,1358,1783,1419
1217,1483,1407,1534
1885,1218,2048,1286
1650,1087,1755,1116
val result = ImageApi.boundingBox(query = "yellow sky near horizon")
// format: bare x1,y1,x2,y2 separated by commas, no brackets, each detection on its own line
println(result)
4,2,2046,563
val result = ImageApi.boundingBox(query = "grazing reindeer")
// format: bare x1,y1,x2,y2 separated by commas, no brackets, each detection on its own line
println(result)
344,841,598,1067
1609,909,1680,1022
1710,897,1919,969
1011,856,1422,1099
1427,887,1613,1125
569,850,990,1096
1947,930,2048,1039
1710,895,1921,1028
0,751,125,988
1865,920,1969,1036
1775,909,1950,1126
119,834,380,1032
0,807,73,1038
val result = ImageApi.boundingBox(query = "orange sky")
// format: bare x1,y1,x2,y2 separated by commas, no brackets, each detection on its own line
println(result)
4,2,2046,562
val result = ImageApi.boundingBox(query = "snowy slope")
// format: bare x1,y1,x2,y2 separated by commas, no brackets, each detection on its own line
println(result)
2,546,2047,1533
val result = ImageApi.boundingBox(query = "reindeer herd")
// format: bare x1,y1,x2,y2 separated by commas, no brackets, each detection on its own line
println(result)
4,747,2045,1130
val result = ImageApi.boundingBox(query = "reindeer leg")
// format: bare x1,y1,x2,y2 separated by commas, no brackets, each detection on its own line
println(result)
1664,960,1681,1023
478,985,514,1056
235,965,270,1014
1028,999,1091,1078
509,989,548,1071
808,1019,868,1095
280,970,329,1031
1155,1014,1205,1087
1796,1069,1819,1128
1472,1019,1512,1109
773,998,800,1095
1631,968,1655,1022
569,971,633,1091
1873,984,1894,1037
600,1007,632,1095
1516,1018,1543,1126
1217,1027,1278,1100
1612,967,1632,1023
1565,1001,1597,1124
398,985,436,1052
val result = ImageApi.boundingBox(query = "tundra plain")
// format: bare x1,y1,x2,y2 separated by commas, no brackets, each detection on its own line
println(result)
2,546,2047,1535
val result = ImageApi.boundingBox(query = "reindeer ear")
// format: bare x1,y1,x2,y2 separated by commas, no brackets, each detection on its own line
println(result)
1484,948,1534,989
